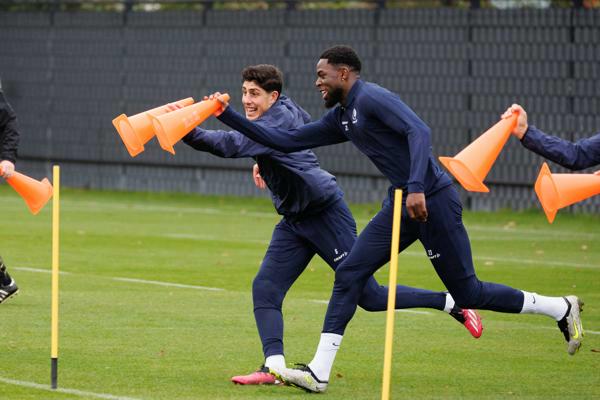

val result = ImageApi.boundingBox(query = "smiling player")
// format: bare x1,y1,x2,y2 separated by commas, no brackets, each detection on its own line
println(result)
182,64,483,386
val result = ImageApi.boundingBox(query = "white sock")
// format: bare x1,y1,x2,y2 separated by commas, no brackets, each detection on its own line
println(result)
308,333,343,382
443,293,455,313
520,291,568,321
265,354,286,371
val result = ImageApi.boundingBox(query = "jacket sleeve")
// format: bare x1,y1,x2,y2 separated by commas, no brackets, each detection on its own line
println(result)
0,92,19,163
522,126,600,170
217,106,347,153
182,126,278,158
364,90,431,193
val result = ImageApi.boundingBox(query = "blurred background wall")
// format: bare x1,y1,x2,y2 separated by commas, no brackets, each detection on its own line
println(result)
0,0,598,211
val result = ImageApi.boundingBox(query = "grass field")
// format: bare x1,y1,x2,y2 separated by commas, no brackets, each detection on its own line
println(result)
0,185,598,400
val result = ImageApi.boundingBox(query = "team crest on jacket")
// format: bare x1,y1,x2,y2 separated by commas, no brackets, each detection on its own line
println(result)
351,108,358,124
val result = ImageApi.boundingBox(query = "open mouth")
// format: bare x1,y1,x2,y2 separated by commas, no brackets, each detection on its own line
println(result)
244,107,258,116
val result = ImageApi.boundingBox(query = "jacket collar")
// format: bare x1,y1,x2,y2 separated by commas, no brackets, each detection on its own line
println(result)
342,79,363,109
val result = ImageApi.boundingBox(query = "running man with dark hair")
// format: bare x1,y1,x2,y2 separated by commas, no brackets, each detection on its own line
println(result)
182,64,483,386
213,47,585,393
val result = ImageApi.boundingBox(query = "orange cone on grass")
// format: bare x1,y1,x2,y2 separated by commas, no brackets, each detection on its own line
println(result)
112,97,194,157
535,162,600,223
1,168,53,215
150,94,230,155
439,113,518,192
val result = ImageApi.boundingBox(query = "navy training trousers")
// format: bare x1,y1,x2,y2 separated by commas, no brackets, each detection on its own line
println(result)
322,185,525,335
253,199,447,358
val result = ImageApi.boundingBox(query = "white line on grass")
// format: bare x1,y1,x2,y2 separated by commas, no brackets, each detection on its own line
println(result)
396,309,432,315
163,232,269,245
14,267,72,275
14,268,224,292
112,277,224,292
464,224,600,240
60,200,276,219
0,376,142,400
539,327,600,335
467,254,598,270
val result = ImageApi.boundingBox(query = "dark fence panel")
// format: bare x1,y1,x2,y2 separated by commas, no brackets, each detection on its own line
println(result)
1,6,598,213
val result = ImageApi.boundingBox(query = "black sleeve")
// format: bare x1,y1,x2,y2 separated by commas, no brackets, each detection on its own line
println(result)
0,92,20,163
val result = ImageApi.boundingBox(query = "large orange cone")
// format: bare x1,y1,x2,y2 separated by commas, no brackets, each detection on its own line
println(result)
150,94,230,155
535,162,600,223
1,168,53,215
112,97,194,157
439,113,518,192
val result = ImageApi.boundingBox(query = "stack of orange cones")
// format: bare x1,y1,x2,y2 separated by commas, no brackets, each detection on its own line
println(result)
150,94,230,155
112,97,194,157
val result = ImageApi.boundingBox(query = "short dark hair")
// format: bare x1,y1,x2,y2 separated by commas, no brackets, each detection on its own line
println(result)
319,45,362,73
241,64,283,96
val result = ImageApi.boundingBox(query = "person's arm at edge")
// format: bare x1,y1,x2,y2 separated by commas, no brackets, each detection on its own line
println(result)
521,127,600,170
0,93,19,164
217,106,347,153
502,103,600,171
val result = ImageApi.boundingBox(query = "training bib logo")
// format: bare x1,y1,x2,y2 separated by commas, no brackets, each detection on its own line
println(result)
334,249,348,262
427,249,440,260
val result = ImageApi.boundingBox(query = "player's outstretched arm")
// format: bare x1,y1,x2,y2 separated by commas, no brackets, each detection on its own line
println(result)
503,103,600,170
217,106,347,153
523,128,600,170
183,126,276,159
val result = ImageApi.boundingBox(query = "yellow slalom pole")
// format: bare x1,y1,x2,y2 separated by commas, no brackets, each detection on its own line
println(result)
51,165,60,389
381,189,402,400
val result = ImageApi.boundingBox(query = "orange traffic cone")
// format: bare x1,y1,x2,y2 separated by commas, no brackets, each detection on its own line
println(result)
1,168,53,215
150,94,230,155
112,97,194,157
439,113,518,192
535,162,600,223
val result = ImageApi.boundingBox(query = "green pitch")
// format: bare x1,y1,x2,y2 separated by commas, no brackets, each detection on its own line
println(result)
0,186,598,399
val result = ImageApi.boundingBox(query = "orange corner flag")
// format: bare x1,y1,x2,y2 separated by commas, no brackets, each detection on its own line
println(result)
112,97,194,157
151,94,230,155
439,113,518,192
535,162,600,223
